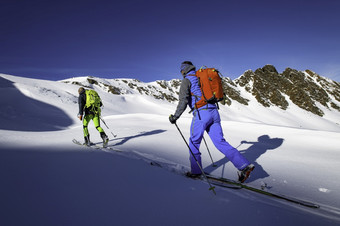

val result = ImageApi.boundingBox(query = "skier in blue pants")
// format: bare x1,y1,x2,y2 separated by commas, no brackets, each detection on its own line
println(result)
169,61,254,183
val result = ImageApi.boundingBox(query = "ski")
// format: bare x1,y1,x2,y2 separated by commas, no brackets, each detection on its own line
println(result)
149,160,319,208
72,139,99,149
72,139,122,152
206,175,320,209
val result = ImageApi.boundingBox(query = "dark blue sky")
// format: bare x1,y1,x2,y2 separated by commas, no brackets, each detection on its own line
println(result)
1,0,340,82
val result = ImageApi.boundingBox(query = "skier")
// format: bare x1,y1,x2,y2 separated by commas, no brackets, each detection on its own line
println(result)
169,61,254,183
77,87,109,146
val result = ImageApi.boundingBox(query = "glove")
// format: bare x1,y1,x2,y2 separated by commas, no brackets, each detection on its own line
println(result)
169,114,178,124
78,114,83,121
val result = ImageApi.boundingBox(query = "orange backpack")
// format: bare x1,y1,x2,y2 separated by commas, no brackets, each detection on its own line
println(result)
194,67,225,109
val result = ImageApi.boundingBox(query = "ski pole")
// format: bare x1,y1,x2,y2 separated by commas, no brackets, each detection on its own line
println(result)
202,136,217,167
174,122,216,195
100,117,117,138
235,140,246,149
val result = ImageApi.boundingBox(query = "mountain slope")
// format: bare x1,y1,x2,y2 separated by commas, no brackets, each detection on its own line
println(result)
1,73,340,225
234,65,340,116
58,65,340,132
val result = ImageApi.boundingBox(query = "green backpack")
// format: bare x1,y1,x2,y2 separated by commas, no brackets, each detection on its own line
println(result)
85,89,101,113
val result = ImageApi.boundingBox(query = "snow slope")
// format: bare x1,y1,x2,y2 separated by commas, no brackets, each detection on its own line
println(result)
1,73,340,226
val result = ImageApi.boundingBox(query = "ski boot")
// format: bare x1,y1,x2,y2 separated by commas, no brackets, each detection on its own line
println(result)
185,172,202,179
84,135,92,146
238,164,255,183
100,132,109,147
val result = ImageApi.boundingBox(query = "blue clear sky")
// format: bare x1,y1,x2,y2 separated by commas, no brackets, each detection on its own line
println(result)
1,0,340,82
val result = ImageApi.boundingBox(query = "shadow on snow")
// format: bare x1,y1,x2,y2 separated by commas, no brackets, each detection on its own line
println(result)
204,135,284,182
109,129,167,146
0,147,161,225
0,76,73,131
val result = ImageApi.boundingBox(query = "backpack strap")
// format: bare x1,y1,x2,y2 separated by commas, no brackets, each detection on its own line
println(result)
186,73,208,109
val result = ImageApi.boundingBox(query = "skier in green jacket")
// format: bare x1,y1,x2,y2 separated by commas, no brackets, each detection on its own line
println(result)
77,87,109,146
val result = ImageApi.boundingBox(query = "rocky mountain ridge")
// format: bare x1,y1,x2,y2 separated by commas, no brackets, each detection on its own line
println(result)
227,65,340,116
62,65,340,117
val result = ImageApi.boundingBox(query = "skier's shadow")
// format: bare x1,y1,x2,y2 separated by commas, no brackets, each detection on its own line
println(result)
204,135,284,182
109,130,166,146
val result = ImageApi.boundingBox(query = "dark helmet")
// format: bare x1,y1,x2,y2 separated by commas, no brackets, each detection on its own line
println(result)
78,87,85,94
180,61,196,75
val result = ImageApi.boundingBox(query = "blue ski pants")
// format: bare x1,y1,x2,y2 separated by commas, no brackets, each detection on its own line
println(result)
189,108,250,174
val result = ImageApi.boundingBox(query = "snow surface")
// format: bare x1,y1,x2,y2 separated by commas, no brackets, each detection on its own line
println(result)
1,73,340,226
